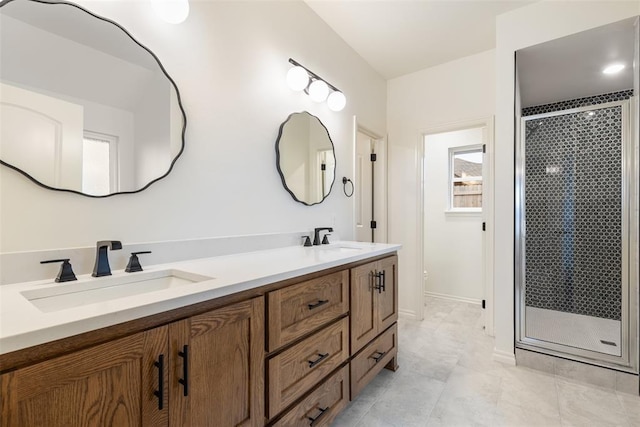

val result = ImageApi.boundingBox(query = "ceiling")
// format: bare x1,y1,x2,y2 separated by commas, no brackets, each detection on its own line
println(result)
517,17,636,107
305,0,536,79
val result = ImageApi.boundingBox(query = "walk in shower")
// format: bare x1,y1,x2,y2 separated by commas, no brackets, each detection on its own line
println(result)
515,18,639,372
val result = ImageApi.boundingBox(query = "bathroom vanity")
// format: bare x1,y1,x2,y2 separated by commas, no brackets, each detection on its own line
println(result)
0,242,400,426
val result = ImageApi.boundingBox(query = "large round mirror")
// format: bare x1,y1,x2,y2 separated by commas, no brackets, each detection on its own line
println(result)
0,0,186,197
276,112,336,206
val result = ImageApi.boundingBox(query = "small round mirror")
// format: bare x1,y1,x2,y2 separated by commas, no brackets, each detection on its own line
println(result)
275,112,336,206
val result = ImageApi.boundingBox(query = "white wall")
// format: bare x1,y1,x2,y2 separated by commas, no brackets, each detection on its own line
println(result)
424,128,483,302
0,0,386,253
387,49,495,318
494,0,640,363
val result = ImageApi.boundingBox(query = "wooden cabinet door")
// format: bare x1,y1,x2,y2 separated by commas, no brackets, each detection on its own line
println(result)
170,297,265,427
377,255,398,333
350,261,377,354
0,327,169,427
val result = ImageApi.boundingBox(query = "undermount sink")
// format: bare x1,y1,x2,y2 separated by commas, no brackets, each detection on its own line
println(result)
21,269,213,313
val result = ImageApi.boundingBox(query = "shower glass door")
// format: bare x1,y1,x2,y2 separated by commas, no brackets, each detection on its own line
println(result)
517,100,633,368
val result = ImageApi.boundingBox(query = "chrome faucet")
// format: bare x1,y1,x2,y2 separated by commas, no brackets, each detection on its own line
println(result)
92,240,122,277
313,227,333,246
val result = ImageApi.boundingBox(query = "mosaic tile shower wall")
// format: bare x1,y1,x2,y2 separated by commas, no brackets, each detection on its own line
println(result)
522,89,633,116
523,100,626,321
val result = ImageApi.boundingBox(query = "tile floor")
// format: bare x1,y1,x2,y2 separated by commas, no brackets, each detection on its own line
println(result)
331,297,640,427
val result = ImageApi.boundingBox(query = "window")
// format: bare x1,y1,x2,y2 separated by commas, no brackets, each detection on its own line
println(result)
450,146,483,211
82,131,118,194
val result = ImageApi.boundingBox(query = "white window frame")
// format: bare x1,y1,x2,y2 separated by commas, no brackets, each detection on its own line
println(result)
448,144,483,213
82,130,119,193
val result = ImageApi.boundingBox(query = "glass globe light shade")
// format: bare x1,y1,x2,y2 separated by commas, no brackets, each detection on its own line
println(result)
286,66,309,91
151,0,190,24
308,79,329,102
327,91,346,112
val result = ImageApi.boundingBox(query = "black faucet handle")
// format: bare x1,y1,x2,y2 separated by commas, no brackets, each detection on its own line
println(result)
322,234,331,245
40,259,77,283
301,236,312,247
126,251,152,273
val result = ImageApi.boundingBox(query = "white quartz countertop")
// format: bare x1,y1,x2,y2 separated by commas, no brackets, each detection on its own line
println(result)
0,241,400,355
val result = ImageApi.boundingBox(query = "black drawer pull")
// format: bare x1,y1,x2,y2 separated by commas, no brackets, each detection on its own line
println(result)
308,407,328,426
178,344,189,396
380,270,386,292
373,271,385,293
370,350,386,363
308,352,329,368
153,354,164,410
308,299,329,310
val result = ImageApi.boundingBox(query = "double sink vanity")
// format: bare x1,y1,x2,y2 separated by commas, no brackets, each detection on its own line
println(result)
0,1,398,424
0,241,400,426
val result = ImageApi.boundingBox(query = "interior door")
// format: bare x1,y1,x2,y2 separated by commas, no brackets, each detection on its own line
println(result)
0,82,83,189
355,131,373,242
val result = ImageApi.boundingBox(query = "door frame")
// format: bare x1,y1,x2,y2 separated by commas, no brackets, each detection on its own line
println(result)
418,116,495,335
352,116,388,243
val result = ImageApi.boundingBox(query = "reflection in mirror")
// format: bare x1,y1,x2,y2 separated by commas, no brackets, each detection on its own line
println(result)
0,0,186,197
276,112,336,206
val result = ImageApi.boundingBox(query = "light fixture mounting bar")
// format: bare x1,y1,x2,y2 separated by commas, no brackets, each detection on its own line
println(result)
288,58,341,93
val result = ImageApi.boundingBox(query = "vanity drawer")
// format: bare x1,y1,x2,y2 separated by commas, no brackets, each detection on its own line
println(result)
268,270,349,351
272,365,349,427
350,323,397,399
268,317,349,418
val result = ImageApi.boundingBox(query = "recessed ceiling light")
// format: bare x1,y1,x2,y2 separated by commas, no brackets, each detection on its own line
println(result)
602,63,625,75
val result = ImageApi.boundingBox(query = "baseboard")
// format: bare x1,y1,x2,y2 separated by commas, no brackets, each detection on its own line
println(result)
399,309,417,319
492,348,516,365
425,291,482,305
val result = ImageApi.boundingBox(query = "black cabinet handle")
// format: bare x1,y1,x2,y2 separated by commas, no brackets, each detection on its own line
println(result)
153,354,164,410
381,270,386,292
373,271,384,293
178,344,189,396
308,299,329,310
370,350,386,363
308,407,328,426
308,352,329,368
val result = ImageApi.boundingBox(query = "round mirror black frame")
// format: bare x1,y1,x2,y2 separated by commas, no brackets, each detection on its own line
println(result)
0,0,187,198
275,111,336,206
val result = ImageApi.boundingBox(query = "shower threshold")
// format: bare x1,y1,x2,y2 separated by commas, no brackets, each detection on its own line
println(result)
525,307,621,356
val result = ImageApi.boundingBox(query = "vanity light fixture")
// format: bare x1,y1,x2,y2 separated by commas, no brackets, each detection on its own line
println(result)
308,79,329,102
327,91,347,112
286,66,309,91
151,0,190,24
602,63,625,75
287,58,346,111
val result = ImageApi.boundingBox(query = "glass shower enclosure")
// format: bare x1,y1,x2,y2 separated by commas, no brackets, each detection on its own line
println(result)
515,16,639,373
516,99,637,371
